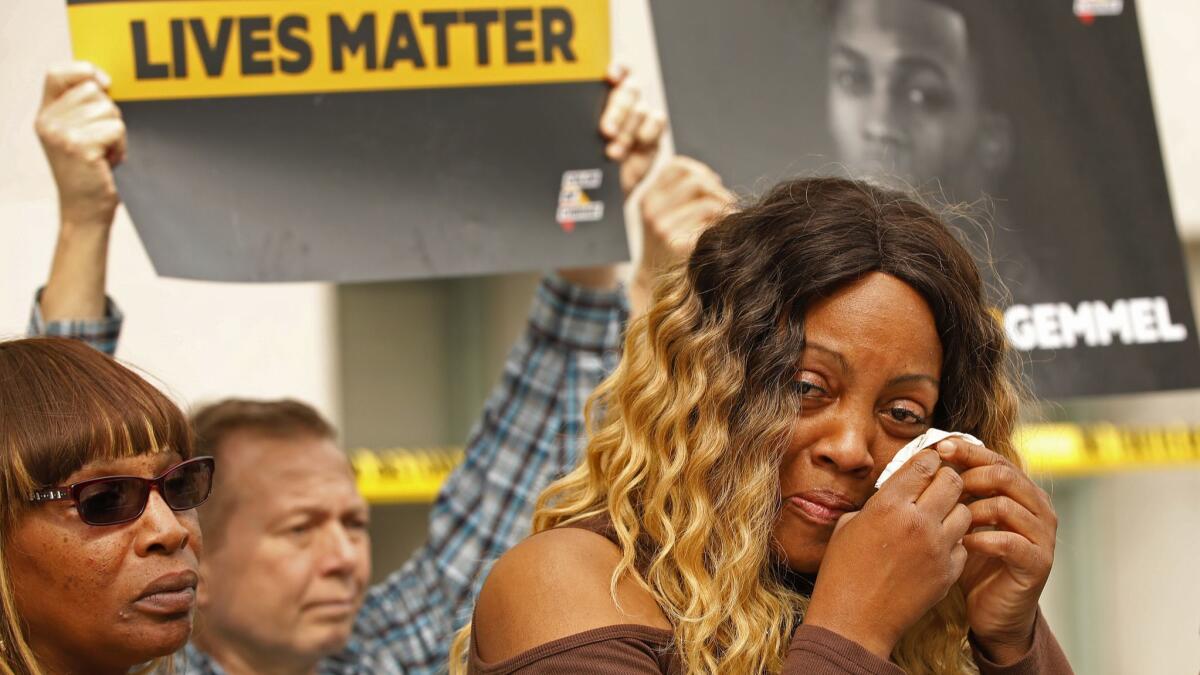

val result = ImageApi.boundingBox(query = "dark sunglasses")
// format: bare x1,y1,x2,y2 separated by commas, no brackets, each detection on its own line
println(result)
28,456,215,526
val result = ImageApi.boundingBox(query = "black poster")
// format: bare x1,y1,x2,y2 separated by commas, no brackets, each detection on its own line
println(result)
650,0,1200,399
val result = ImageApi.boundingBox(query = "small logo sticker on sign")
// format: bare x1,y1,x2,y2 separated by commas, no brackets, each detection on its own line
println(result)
557,169,605,232
1074,0,1123,21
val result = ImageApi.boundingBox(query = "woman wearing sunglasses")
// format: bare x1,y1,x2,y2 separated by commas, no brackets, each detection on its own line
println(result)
0,337,214,675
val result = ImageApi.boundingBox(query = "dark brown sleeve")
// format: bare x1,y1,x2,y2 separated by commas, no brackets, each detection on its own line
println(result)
785,625,905,675
468,625,674,674
970,611,1075,675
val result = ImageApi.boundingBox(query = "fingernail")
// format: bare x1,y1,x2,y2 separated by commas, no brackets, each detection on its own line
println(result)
606,63,628,82
96,68,112,88
936,441,954,458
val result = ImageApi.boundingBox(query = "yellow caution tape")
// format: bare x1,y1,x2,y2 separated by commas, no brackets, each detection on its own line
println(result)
353,424,1200,503
351,446,464,503
1019,423,1200,476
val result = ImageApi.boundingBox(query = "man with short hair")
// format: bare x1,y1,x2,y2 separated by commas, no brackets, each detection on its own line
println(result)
186,399,371,674
30,60,732,673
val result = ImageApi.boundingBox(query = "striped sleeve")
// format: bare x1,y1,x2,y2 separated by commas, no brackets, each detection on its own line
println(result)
27,288,123,356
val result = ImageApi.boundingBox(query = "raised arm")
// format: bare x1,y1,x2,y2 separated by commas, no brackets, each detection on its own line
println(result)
27,62,125,354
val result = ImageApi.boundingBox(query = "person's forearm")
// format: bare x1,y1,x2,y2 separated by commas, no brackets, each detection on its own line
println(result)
40,217,110,322
555,265,620,291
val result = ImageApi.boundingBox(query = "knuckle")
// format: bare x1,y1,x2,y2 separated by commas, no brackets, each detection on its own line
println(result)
1037,486,1054,509
902,511,926,537
954,504,972,530
912,456,938,478
61,130,84,154
1000,535,1018,557
675,160,700,179
1034,550,1053,574
937,560,958,587
649,171,673,192
679,174,704,195
990,464,1016,486
922,536,945,565
870,498,897,520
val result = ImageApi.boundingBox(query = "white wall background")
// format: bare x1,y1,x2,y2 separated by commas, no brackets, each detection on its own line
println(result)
1140,0,1200,240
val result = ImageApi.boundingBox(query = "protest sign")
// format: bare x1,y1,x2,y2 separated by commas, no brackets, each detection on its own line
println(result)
66,0,625,282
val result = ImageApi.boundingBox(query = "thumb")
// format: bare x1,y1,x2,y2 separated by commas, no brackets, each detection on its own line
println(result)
832,510,860,536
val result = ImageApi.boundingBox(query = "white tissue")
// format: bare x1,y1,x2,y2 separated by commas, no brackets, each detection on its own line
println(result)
874,428,983,489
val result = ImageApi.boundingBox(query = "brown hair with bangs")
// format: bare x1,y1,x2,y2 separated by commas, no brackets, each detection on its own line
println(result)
0,337,192,675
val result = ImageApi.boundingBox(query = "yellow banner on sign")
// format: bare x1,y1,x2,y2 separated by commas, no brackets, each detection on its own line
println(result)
67,0,610,101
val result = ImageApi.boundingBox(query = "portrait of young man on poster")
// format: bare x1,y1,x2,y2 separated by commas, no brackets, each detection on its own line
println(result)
651,0,1200,398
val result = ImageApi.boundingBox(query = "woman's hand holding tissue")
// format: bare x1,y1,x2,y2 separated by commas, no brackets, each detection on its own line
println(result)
936,438,1058,665
804,448,972,660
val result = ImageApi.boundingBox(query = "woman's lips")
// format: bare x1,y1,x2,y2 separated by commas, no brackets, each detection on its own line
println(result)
134,588,196,615
134,570,198,616
787,491,859,527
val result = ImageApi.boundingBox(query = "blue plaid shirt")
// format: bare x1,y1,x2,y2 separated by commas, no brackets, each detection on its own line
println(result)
28,288,123,356
32,275,627,674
